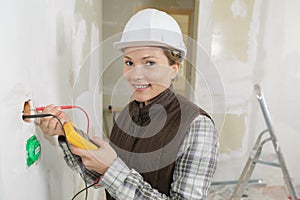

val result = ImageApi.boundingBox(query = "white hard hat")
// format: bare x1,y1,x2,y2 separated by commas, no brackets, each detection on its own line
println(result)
113,8,187,59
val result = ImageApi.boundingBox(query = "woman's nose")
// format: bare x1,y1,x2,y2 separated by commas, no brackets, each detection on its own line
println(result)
128,65,145,81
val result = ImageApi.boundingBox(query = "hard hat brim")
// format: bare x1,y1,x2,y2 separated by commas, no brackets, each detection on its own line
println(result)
113,40,186,58
114,40,171,51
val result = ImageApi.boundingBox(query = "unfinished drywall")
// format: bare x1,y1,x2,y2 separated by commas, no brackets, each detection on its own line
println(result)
195,0,255,158
196,0,300,187
0,0,104,199
252,0,300,185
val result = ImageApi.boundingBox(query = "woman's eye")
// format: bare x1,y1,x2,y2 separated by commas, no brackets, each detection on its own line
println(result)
125,61,133,66
145,61,155,67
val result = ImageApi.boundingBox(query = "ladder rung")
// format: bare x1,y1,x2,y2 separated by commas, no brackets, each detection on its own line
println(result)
212,179,264,186
257,159,280,167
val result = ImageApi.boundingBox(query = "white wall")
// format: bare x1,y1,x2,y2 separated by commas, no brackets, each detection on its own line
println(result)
195,0,300,186
0,0,103,199
255,0,300,184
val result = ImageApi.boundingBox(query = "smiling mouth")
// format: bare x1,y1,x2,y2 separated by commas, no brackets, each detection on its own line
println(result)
133,84,151,89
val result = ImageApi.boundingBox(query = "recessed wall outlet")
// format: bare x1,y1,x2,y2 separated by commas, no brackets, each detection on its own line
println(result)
22,99,34,123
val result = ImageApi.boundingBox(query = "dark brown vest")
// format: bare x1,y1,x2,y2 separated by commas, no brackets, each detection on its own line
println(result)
106,87,211,199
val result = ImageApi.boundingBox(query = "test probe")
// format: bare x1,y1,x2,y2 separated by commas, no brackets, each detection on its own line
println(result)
22,99,98,150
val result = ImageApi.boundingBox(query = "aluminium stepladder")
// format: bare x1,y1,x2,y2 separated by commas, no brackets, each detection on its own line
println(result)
230,84,299,200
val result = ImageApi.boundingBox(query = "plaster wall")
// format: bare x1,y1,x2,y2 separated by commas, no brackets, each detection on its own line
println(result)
195,0,300,186
0,0,104,199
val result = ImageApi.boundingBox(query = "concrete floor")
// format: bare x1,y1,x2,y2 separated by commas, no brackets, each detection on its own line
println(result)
207,184,300,200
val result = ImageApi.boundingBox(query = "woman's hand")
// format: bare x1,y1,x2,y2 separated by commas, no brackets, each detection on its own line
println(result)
71,137,117,174
39,104,71,136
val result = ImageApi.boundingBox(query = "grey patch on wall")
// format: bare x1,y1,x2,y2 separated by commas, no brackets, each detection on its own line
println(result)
231,0,248,18
218,114,246,153
272,52,300,131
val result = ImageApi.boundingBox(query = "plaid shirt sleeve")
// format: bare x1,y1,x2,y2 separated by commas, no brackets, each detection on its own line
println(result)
99,115,219,200
57,134,102,185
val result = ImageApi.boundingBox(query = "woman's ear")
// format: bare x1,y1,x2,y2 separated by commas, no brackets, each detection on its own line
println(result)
170,62,181,79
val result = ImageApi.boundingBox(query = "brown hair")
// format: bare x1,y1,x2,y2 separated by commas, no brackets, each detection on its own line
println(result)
161,47,184,65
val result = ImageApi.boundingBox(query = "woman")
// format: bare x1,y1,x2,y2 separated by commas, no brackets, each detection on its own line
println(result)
40,8,218,199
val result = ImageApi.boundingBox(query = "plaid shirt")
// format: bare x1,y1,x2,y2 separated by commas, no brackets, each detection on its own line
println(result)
99,115,219,199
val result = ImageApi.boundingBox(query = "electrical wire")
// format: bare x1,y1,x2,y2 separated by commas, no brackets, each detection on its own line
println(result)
71,182,97,200
72,105,90,134
22,113,92,200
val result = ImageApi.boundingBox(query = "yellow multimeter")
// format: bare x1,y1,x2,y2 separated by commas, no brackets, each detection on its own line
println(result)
63,121,99,150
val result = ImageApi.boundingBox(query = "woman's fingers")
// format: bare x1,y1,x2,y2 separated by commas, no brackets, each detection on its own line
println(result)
71,146,87,157
70,137,117,174
39,105,69,136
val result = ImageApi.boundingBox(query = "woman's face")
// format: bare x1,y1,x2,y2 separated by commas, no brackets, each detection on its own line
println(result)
123,46,180,104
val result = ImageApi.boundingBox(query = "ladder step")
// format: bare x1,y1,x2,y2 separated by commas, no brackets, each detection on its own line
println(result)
212,179,264,186
257,159,280,167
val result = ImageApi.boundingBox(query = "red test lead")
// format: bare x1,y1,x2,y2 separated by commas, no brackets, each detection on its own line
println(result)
35,105,75,111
